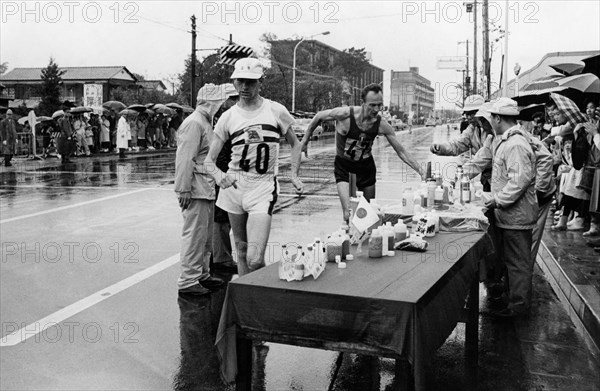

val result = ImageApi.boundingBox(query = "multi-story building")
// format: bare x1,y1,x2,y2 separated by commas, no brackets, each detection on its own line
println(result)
390,67,435,121
268,39,384,109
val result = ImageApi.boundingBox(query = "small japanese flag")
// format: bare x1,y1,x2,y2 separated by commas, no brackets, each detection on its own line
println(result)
351,197,380,233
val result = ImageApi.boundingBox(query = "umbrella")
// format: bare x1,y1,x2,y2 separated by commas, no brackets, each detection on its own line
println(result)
36,116,52,122
182,105,195,114
102,100,127,111
550,93,587,126
127,104,148,112
521,75,562,92
17,117,29,125
153,104,175,115
145,103,155,108
145,108,155,115
119,109,138,116
582,54,600,77
166,102,184,110
556,73,600,93
52,110,65,119
517,103,546,121
70,106,93,114
549,61,585,76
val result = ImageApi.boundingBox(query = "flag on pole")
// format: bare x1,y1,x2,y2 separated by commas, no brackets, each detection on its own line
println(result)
351,197,380,233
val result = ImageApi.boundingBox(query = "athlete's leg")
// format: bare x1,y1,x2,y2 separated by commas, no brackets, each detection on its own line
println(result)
360,184,376,202
228,212,249,275
245,213,273,273
336,181,351,222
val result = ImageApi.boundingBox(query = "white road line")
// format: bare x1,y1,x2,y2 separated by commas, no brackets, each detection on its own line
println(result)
0,188,149,224
0,253,180,347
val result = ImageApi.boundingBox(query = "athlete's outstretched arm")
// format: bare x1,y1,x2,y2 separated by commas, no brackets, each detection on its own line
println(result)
285,124,304,194
301,107,351,148
380,121,425,180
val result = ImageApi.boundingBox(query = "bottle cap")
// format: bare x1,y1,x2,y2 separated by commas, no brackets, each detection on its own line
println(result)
345,254,354,261
337,262,347,269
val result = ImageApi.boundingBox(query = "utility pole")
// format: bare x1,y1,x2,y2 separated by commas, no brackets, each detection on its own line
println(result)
190,15,197,107
503,0,509,97
473,1,478,95
465,39,470,97
483,0,490,99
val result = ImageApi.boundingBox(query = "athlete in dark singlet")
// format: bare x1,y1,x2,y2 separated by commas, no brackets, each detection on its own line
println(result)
302,83,424,222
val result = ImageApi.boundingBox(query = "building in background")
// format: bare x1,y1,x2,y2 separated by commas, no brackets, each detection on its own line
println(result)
0,66,139,108
0,83,14,109
268,39,384,109
390,67,435,123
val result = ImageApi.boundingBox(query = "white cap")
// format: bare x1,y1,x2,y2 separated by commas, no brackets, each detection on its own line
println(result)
487,97,520,116
474,102,494,124
196,83,229,104
230,58,263,79
463,94,485,112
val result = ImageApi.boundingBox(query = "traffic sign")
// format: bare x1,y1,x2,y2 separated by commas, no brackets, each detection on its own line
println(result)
219,45,254,66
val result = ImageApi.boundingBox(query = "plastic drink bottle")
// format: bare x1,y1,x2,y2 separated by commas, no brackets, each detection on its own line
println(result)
461,174,471,204
368,228,383,258
394,220,408,241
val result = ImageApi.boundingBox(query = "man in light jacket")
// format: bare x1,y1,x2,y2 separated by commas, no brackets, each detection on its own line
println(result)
463,104,555,274
479,98,538,318
174,84,231,296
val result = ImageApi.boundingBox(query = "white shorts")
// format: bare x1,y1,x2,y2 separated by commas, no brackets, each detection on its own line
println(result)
216,176,279,215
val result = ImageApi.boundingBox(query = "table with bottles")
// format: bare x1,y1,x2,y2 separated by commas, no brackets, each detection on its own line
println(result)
216,228,490,390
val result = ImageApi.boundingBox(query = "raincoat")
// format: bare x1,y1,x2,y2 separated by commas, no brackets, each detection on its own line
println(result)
0,117,17,154
490,126,538,229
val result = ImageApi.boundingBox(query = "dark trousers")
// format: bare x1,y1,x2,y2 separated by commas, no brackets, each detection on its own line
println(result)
496,228,534,313
4,154,13,166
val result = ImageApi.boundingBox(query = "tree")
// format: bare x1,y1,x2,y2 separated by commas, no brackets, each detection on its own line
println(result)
37,58,64,116
177,53,232,106
109,86,175,106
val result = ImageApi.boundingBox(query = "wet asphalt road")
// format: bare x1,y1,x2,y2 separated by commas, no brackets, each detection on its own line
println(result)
1,125,598,390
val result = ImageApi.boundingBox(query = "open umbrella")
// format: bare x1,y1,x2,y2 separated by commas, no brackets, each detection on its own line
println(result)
17,117,29,125
70,106,93,114
102,100,127,111
550,93,587,126
521,75,562,92
549,62,585,77
153,104,175,115
166,102,184,110
36,116,52,122
119,109,138,116
517,103,546,121
556,73,600,93
145,103,155,108
582,54,600,77
127,104,147,113
52,110,65,119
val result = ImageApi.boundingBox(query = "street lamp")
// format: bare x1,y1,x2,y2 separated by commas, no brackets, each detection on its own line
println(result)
292,31,330,112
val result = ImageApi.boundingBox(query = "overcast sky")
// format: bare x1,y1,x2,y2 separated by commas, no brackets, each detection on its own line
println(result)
1,0,599,108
